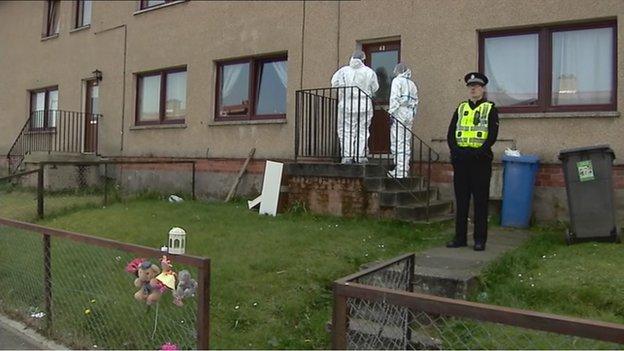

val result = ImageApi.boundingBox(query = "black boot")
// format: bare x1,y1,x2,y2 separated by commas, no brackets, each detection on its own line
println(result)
446,239,467,248
473,243,486,251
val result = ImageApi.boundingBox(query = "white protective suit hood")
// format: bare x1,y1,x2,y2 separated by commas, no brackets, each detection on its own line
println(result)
396,69,412,80
349,58,365,69
388,70,419,123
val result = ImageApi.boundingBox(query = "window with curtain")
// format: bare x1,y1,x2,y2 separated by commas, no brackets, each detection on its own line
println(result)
136,67,187,125
480,21,616,113
75,0,92,28
30,86,59,130
216,55,288,120
45,0,60,37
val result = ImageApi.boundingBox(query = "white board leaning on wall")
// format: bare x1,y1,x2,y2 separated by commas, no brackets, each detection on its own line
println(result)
248,161,283,216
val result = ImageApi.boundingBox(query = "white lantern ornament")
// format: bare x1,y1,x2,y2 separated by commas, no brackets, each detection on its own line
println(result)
168,227,186,255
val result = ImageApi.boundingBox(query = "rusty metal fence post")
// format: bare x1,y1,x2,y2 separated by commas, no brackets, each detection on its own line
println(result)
43,232,52,332
192,161,196,201
37,165,44,219
196,258,211,349
331,284,348,350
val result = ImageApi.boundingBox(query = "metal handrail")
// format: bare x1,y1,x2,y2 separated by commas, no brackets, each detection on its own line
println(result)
7,110,102,175
294,86,441,221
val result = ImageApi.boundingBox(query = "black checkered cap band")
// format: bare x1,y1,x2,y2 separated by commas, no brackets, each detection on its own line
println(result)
467,76,485,85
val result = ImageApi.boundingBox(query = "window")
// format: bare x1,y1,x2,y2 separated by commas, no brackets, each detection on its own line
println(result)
30,87,59,130
479,20,616,113
44,0,60,37
216,55,288,121
75,0,92,28
139,0,177,10
136,67,187,125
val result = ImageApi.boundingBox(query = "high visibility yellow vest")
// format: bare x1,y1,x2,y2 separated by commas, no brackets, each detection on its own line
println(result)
455,101,493,148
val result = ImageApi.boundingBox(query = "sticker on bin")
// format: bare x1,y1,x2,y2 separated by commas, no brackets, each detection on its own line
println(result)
576,160,595,182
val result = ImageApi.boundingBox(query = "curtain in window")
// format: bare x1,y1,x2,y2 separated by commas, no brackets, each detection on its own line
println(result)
484,34,539,107
256,61,287,115
47,90,58,128
271,61,287,88
32,92,46,129
552,27,613,106
47,0,60,35
220,63,250,113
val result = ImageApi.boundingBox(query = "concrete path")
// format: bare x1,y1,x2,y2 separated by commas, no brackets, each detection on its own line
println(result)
0,314,66,350
413,227,532,298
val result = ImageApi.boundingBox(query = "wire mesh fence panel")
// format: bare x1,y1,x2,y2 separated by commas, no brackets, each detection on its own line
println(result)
48,238,199,349
345,299,623,350
0,171,41,221
0,225,45,329
0,220,208,349
336,254,624,350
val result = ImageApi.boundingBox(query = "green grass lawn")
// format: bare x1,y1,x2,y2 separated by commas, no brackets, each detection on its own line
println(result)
2,189,623,349
0,187,102,221
2,197,450,349
464,223,624,348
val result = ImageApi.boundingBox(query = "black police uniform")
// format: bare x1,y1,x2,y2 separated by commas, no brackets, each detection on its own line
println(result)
446,72,499,251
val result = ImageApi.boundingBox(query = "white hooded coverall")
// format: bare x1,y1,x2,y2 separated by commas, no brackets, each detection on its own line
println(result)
387,69,419,178
331,58,379,162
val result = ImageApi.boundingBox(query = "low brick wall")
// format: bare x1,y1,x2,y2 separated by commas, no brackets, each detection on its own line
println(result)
284,175,381,218
423,161,624,224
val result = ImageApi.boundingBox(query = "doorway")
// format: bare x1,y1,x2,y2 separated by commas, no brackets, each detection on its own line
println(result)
84,79,99,153
363,40,400,154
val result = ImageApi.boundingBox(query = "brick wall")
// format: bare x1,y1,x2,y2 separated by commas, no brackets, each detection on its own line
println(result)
284,175,379,217
424,161,624,189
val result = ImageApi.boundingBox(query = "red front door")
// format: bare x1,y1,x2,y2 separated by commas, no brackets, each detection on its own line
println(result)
363,41,401,154
84,80,99,153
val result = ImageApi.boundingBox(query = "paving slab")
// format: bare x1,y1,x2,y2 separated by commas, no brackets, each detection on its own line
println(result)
413,227,532,298
0,314,66,350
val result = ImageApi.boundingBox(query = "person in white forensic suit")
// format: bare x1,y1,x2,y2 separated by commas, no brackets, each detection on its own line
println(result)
387,63,419,178
331,50,379,164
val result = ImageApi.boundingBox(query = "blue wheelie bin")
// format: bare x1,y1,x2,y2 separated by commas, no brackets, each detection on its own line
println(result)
501,155,540,228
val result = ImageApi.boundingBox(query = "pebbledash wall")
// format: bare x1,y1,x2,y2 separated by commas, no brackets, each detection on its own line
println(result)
1,1,623,222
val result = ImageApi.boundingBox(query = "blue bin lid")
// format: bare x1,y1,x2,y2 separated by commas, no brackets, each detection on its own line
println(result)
502,154,540,164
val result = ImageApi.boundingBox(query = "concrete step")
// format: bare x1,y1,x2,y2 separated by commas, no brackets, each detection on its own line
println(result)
395,201,453,222
364,176,424,191
348,317,443,350
379,189,438,207
24,152,102,164
413,266,479,300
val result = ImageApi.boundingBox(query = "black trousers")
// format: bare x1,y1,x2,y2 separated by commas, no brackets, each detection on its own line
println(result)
452,158,492,245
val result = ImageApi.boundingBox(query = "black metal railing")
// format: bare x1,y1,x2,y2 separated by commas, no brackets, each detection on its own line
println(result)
295,86,440,220
295,86,373,162
7,110,101,174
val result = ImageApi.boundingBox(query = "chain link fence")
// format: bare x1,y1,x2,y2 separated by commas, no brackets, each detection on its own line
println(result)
333,254,624,349
0,160,197,221
0,218,210,349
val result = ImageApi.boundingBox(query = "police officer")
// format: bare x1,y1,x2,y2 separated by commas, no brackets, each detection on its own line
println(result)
446,72,499,251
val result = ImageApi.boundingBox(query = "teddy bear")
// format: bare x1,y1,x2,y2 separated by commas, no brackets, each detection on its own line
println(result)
173,270,198,307
134,261,163,305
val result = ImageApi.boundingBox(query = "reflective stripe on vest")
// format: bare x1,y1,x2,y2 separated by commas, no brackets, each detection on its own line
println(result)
455,101,492,148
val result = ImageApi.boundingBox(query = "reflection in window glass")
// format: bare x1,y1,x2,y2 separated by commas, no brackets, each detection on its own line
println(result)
552,27,614,106
80,0,91,26
165,71,187,119
31,92,46,128
256,60,287,115
47,90,58,127
147,0,166,7
370,51,399,102
138,75,161,121
484,34,539,107
219,63,250,116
